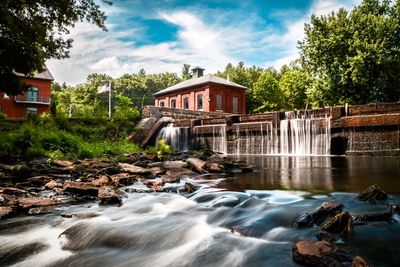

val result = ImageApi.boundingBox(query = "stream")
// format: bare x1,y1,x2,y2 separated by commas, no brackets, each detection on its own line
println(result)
1,156,399,267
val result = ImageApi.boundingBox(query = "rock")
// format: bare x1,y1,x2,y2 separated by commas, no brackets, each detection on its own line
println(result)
321,211,353,235
231,226,263,238
0,171,8,179
143,178,164,191
147,162,163,168
27,176,53,186
111,173,139,185
185,182,200,193
63,181,99,196
353,208,392,222
149,167,165,176
18,197,60,209
0,186,28,196
316,230,339,242
292,240,354,267
51,160,74,168
0,195,5,205
28,206,55,215
352,256,370,267
45,180,63,190
161,175,181,184
28,158,48,165
11,164,32,178
163,160,188,169
187,157,207,173
118,163,151,175
98,186,121,205
61,212,73,218
237,163,257,172
295,201,343,228
0,163,12,171
0,206,13,219
90,175,111,187
207,162,223,173
357,184,387,201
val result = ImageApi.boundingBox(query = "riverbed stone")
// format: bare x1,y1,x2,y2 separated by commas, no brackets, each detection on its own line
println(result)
28,206,56,215
353,208,392,222
163,160,188,169
111,173,139,185
0,206,13,219
292,240,353,267
0,186,28,196
98,186,121,205
185,182,200,193
11,164,32,178
352,256,370,267
296,201,343,228
357,184,388,201
45,180,63,190
27,176,53,186
63,181,99,196
321,211,353,235
18,197,60,209
51,160,74,168
187,157,207,173
118,163,151,175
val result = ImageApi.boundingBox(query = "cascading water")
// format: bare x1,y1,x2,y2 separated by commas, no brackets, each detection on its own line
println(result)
193,124,227,154
157,123,191,152
233,122,279,155
280,112,331,155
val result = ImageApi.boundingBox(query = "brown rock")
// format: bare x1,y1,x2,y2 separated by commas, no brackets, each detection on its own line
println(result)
90,175,111,187
162,160,188,169
187,157,207,173
27,176,53,186
321,211,353,235
357,184,388,201
185,182,200,193
51,160,74,168
63,181,99,196
0,186,28,196
45,180,63,190
18,197,60,209
149,167,165,176
353,208,392,222
11,164,32,178
0,206,13,219
352,256,370,267
111,173,139,185
293,240,352,267
118,163,151,174
296,201,343,228
165,167,195,178
207,162,223,173
98,186,121,205
143,178,163,191
28,206,55,215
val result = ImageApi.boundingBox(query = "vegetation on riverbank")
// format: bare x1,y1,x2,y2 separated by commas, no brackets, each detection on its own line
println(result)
0,114,142,162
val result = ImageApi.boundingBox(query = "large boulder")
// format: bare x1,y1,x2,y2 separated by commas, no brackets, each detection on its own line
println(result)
292,240,367,267
118,163,151,175
357,184,387,202
162,160,188,169
11,164,32,178
187,158,206,173
18,197,60,209
295,201,343,228
45,180,63,190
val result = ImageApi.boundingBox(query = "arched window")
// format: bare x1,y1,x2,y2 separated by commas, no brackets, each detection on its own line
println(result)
171,99,176,108
216,95,223,111
197,94,203,110
233,97,239,113
27,87,38,102
183,97,189,110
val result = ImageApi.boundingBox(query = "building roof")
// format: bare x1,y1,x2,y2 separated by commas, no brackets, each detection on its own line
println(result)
154,74,246,96
14,66,54,81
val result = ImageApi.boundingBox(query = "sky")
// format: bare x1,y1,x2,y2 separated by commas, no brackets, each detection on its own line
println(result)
47,0,361,85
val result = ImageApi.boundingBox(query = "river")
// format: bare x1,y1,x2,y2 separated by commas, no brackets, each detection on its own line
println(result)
1,156,399,267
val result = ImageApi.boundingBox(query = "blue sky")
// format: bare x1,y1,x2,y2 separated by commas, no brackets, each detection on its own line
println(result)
47,0,360,85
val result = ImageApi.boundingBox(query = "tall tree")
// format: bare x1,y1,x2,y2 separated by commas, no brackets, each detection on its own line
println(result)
181,64,191,80
252,71,284,112
0,0,111,94
279,67,312,110
299,0,400,106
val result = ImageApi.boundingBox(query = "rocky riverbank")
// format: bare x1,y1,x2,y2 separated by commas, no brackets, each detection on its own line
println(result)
0,152,256,219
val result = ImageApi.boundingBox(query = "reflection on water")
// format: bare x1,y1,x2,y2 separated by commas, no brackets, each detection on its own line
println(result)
224,156,400,194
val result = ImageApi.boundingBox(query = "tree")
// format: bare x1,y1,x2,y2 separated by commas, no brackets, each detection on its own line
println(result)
252,71,285,112
299,0,400,106
279,67,313,110
0,0,111,94
181,64,191,80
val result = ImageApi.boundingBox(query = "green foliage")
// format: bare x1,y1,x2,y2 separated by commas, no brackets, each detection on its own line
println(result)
299,0,400,105
0,0,111,95
252,71,285,112
146,139,174,159
279,67,313,110
0,115,141,161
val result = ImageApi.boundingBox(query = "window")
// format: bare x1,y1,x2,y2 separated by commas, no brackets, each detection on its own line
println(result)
160,101,165,107
183,97,189,110
3,92,9,99
171,99,176,108
27,107,37,115
197,94,203,110
27,87,38,102
216,95,223,111
233,96,239,113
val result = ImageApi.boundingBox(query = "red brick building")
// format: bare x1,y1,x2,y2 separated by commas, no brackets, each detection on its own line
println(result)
0,67,54,119
154,67,246,114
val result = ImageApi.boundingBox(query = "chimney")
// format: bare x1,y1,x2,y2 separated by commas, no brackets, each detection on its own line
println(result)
191,66,205,78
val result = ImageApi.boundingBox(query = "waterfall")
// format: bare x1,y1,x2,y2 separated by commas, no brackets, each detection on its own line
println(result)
193,124,227,154
157,124,191,152
233,121,279,155
280,114,331,155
